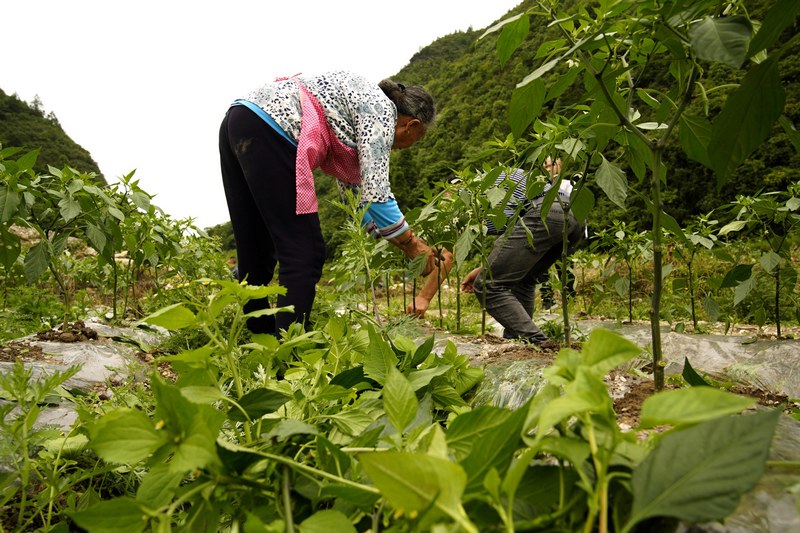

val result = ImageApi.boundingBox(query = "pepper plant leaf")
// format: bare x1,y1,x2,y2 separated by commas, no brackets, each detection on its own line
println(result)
141,303,197,330
689,16,752,68
709,57,785,186
383,367,418,433
595,155,627,209
68,497,148,533
747,0,800,59
497,13,529,67
89,408,167,464
358,451,467,523
639,387,754,428
629,410,780,525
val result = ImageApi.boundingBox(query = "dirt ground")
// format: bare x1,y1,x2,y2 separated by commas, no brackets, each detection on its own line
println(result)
1,321,797,427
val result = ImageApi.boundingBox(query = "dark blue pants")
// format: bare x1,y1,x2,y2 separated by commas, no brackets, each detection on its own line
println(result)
218,105,326,335
474,199,584,343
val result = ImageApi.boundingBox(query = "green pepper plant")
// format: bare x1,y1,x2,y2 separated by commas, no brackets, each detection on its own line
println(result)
717,182,800,337
484,0,799,390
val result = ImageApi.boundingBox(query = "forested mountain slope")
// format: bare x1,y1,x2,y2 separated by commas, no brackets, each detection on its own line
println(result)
386,0,799,234
0,89,103,181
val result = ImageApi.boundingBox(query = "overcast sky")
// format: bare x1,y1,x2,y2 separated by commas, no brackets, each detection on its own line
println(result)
4,0,522,228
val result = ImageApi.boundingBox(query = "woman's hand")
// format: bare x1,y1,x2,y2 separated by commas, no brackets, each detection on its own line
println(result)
461,267,482,293
391,230,440,276
407,295,430,317
405,247,454,318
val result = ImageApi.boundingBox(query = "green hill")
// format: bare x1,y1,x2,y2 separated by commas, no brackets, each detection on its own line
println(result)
0,89,104,182
387,0,800,234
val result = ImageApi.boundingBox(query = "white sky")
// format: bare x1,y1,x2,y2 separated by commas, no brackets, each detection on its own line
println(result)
3,0,522,228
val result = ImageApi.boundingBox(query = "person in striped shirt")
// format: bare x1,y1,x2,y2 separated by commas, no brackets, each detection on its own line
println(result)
461,158,585,345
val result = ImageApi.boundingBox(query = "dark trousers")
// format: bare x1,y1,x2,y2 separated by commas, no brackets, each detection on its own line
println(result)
474,200,584,343
218,105,326,335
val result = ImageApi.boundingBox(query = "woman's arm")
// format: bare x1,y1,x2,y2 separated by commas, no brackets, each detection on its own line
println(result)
390,229,441,276
406,247,453,317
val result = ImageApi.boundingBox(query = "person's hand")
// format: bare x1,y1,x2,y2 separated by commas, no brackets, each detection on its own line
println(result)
461,267,482,293
391,231,439,276
406,246,453,318
406,295,430,317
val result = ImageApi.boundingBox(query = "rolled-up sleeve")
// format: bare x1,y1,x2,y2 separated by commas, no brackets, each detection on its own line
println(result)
361,199,409,240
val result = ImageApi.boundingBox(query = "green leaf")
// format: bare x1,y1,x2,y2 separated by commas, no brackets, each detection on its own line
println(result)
759,251,781,273
446,405,513,459
89,408,166,464
455,227,475,267
639,387,754,428
747,0,800,59
23,240,50,283
718,219,748,236
689,16,752,68
406,365,452,391
509,78,545,139
546,67,579,103
659,209,685,240
363,325,398,385
15,149,39,173
262,419,319,442
629,410,780,525
152,379,225,473
330,365,371,389
459,401,528,494
383,367,419,433
720,264,752,288
136,464,185,509
679,113,712,168
0,186,20,222
497,14,529,66
581,329,643,376
131,190,151,211
411,335,435,367
228,387,291,422
358,451,468,523
734,276,757,306
58,196,81,222
709,57,785,186
68,497,148,533
537,369,612,437
518,58,559,87
85,223,107,254
297,510,356,533
704,295,722,322
327,410,375,437
569,186,595,224
480,13,524,40
180,386,228,404
596,155,627,208
681,357,711,387
779,115,800,153
0,226,21,270
142,303,197,330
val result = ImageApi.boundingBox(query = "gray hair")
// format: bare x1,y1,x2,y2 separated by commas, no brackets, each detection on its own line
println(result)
379,79,436,127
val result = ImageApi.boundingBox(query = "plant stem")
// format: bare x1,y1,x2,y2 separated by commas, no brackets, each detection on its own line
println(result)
651,148,665,391
283,465,295,533
688,255,697,329
775,267,781,338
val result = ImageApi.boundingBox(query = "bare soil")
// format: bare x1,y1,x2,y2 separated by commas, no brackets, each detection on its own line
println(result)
473,334,799,428
2,321,797,425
